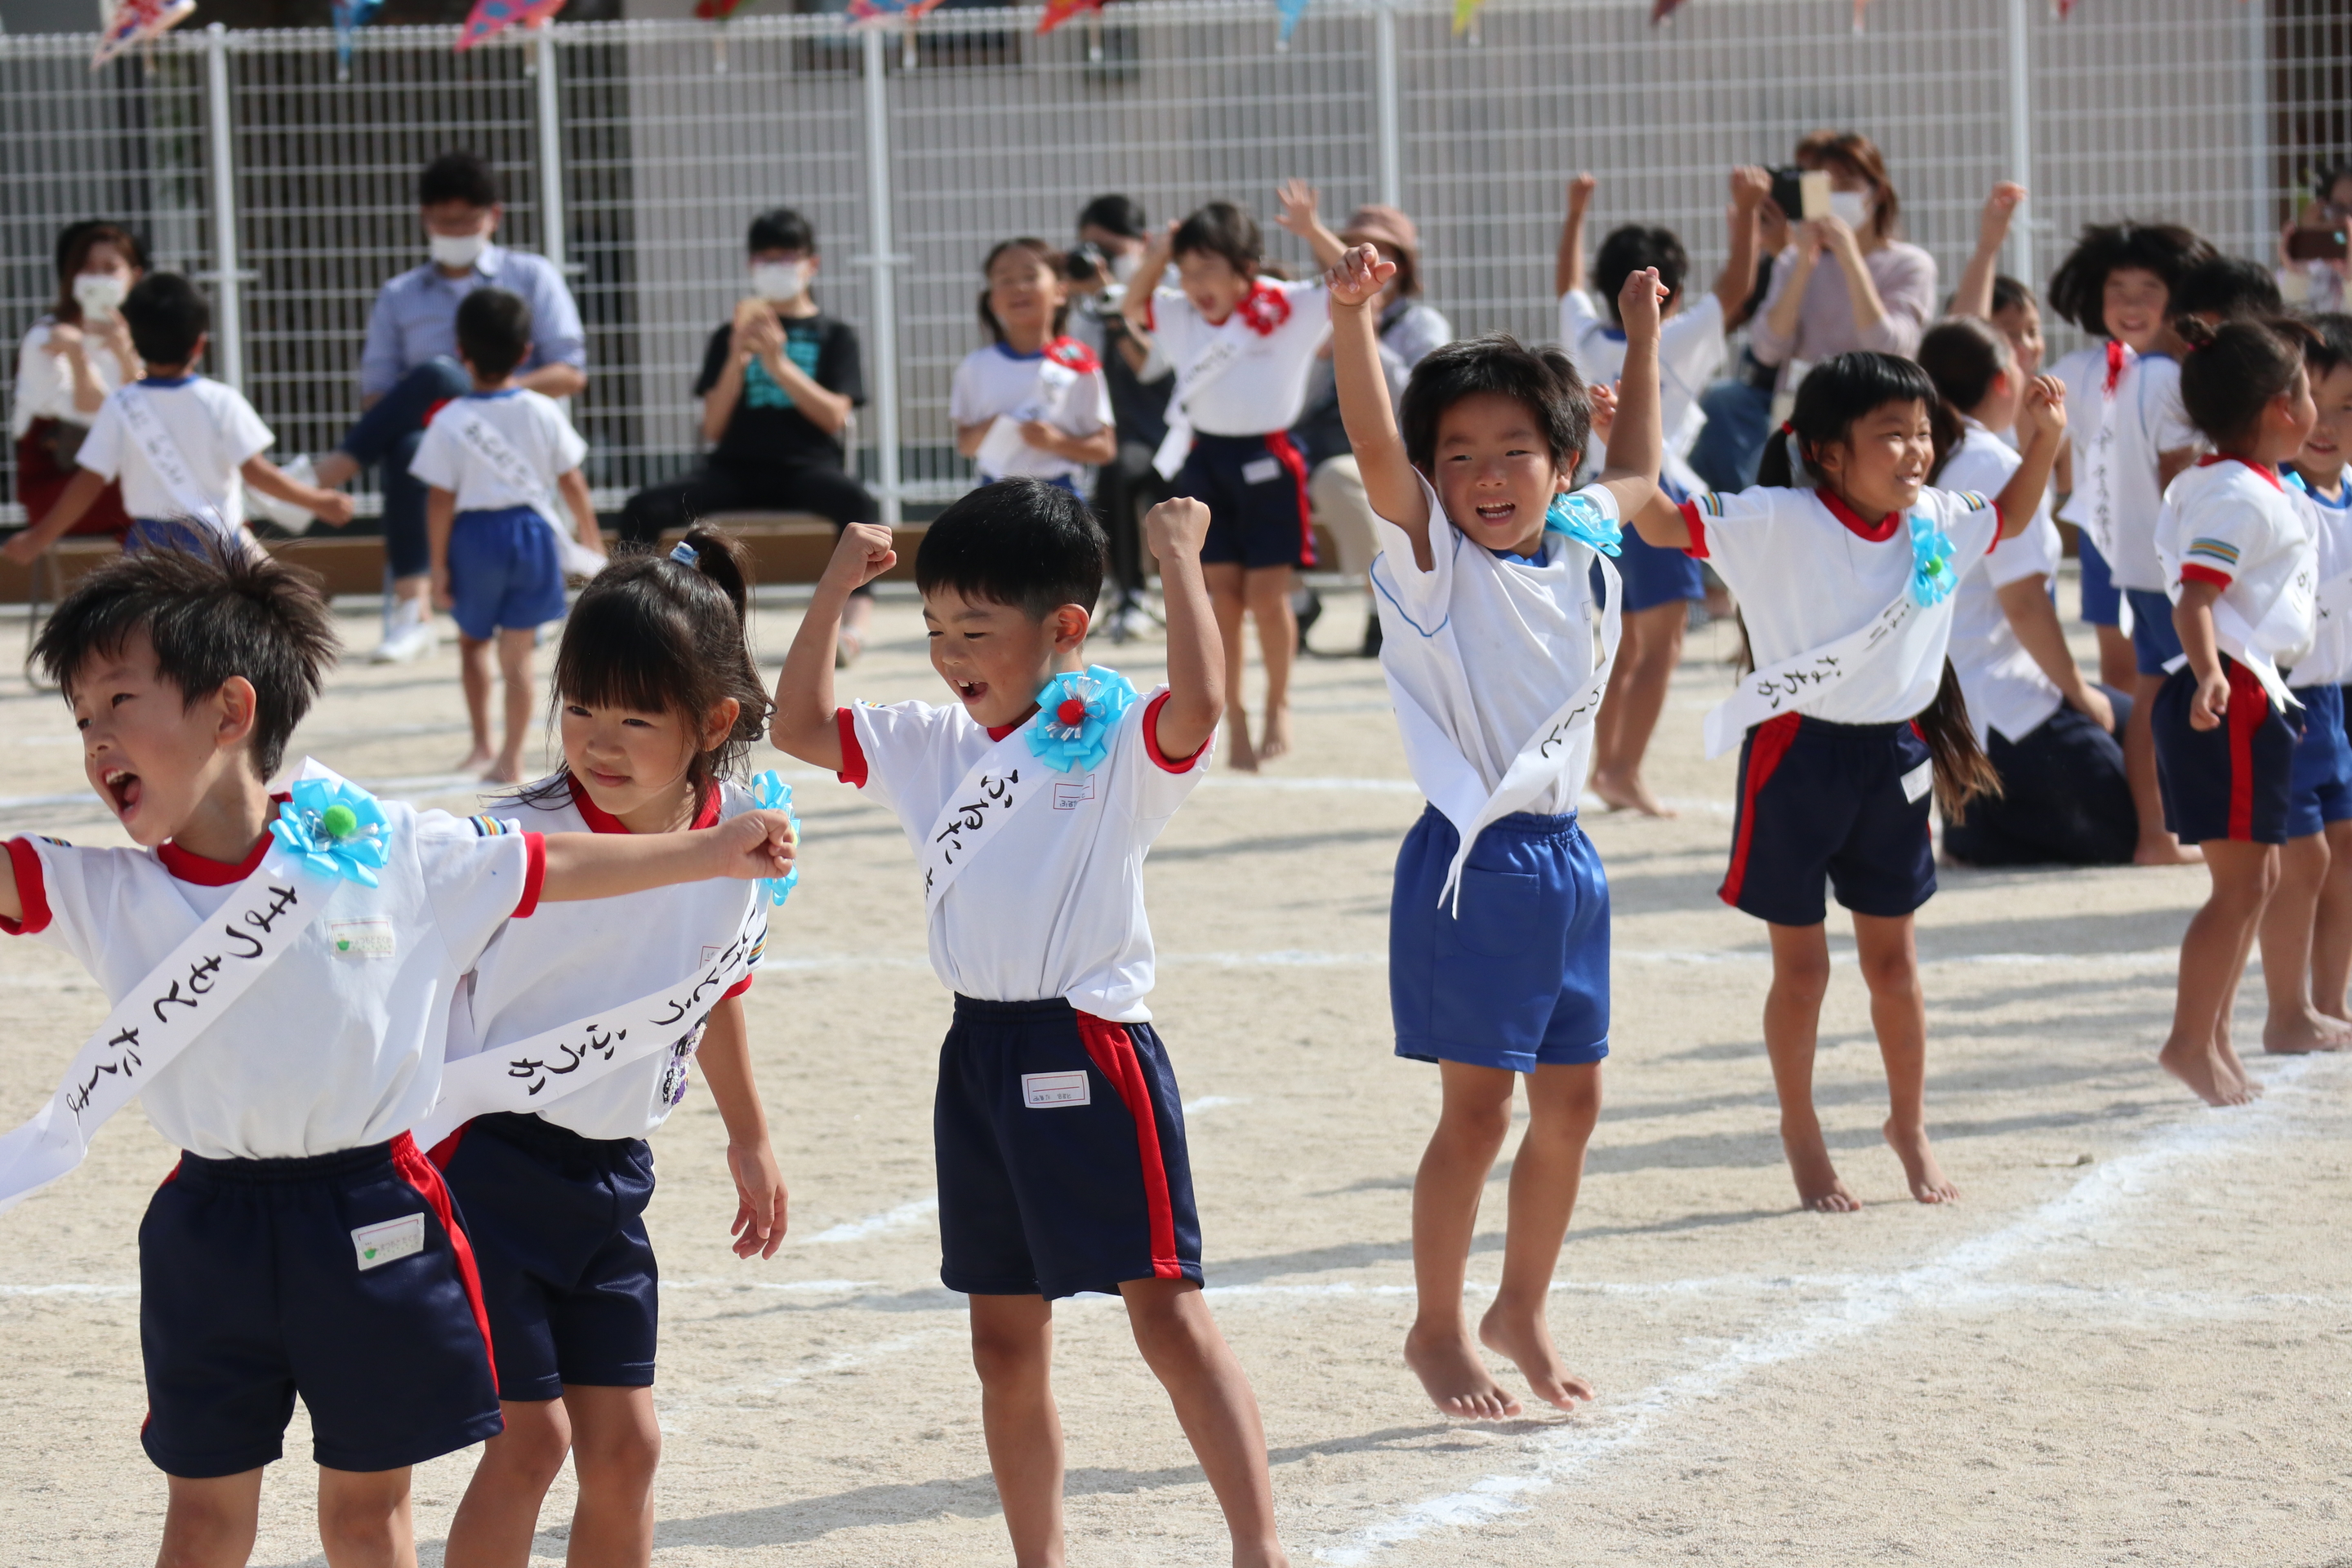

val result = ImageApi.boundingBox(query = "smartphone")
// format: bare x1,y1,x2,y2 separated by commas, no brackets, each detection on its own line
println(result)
2287,226,2349,262
1768,165,1805,219
1798,170,1832,221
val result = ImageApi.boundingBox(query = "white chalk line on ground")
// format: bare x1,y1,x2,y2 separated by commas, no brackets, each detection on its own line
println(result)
1183,1095,1247,1115
751,948,2180,976
806,1196,939,1245
1313,1054,2334,1566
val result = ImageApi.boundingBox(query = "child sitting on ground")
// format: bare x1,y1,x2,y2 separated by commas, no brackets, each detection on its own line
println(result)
768,481,1288,1567
3,273,352,561
1331,240,1666,1419
0,544,793,1568
951,237,1116,491
414,287,606,784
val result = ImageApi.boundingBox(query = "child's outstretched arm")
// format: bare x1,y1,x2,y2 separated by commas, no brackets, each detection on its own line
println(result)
771,523,896,772
692,991,787,1259
1951,182,2026,323
537,808,797,901
1553,172,1596,300
0,469,107,563
2172,580,2229,732
556,469,602,553
1328,246,1431,559
1595,265,1667,523
1711,167,1771,322
1120,222,1178,344
1995,375,2069,540
243,455,355,528
1276,180,1348,271
1145,497,1223,760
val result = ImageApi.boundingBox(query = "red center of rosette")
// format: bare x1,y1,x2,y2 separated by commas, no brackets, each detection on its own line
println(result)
1056,697,1089,726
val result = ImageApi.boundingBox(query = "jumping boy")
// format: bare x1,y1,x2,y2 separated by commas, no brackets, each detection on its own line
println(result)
0,545,794,1568
769,481,1288,1566
414,286,605,784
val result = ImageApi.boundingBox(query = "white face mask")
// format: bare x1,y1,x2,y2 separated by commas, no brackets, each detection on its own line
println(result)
750,260,809,301
428,229,490,270
1827,189,1872,231
73,273,127,320
1109,248,1141,285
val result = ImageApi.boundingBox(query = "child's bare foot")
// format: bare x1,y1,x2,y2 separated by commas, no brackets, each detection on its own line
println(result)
481,755,523,785
1225,715,1259,773
2212,1030,2264,1098
2262,1007,2352,1054
456,744,493,773
2158,1035,2254,1106
1477,1302,1593,1413
1258,702,1293,764
2133,835,2203,866
1882,1119,1959,1204
1781,1128,1860,1212
1588,765,1677,817
1403,1323,1521,1420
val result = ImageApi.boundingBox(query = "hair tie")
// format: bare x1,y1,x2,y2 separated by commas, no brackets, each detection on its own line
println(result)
669,541,700,566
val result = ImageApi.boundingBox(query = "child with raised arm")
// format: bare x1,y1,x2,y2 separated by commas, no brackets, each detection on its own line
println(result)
0,545,793,1568
1557,165,1769,817
1120,182,1344,770
1624,352,2065,1211
1330,241,1664,1419
769,481,1286,1566
431,528,787,1568
2152,316,2324,1105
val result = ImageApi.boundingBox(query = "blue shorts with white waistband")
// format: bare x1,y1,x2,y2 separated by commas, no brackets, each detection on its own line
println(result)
430,1113,659,1402
138,1134,501,1478
2284,683,2352,839
1722,714,1936,927
2125,586,2185,675
449,504,567,642
935,996,1202,1301
1390,805,1610,1074
2078,534,2122,627
1179,431,1315,569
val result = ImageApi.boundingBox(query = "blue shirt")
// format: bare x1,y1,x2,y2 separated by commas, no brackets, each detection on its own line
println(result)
358,244,586,398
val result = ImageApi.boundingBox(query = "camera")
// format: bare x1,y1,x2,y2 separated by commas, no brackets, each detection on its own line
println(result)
1064,241,1110,286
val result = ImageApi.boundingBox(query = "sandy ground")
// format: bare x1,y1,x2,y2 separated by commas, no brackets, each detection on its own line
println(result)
0,582,2346,1567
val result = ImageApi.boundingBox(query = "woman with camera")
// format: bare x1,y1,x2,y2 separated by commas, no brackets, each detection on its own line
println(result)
10,220,145,541
1747,131,1937,392
2278,163,2352,314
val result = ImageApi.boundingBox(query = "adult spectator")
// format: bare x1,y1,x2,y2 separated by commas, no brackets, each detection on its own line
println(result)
1065,194,1173,643
2278,163,2352,314
11,220,145,540
618,207,875,663
1747,130,1937,390
1688,191,1790,491
311,150,586,663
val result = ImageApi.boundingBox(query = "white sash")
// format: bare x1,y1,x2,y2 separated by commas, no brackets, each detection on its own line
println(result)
0,835,340,1213
976,359,1079,480
409,886,764,1150
434,402,608,577
2317,569,2352,626
1701,584,1949,758
919,727,1049,911
1152,334,1245,480
2168,596,2304,712
115,384,234,539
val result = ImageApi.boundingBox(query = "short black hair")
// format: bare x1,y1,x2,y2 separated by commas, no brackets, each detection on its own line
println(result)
1759,351,1938,488
1593,225,1686,323
915,479,1107,621
1918,317,2015,420
1171,202,1262,275
1991,274,2036,315
1398,333,1590,475
2172,254,2284,323
420,149,499,209
455,287,532,381
1077,194,1147,241
2045,220,2212,336
2177,314,2315,452
121,272,210,367
35,543,336,783
748,207,814,255
2305,311,2352,380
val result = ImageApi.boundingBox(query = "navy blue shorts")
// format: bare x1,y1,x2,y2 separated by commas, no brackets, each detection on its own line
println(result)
432,1114,659,1402
1723,714,1937,926
127,518,231,555
2287,684,2352,838
1177,431,1315,570
935,996,1202,1300
138,1134,501,1477
2078,534,2122,627
1592,525,1704,614
2125,586,2185,676
1389,805,1610,1072
2152,657,2297,844
448,504,567,642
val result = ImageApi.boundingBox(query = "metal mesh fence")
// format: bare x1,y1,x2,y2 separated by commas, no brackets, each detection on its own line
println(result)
3,0,2349,525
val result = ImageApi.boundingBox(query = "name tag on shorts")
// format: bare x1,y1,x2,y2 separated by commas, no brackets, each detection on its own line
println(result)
1900,760,1933,804
329,918,395,959
352,1213,425,1271
1022,1071,1090,1109
1240,456,1283,486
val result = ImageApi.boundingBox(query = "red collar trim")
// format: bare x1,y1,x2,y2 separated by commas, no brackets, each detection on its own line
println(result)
984,709,1037,742
1815,487,1902,541
158,793,288,884
2197,452,2283,490
568,773,721,834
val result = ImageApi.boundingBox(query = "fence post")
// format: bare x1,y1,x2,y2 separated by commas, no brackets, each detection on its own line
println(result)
202,24,245,393
2002,0,2033,290
1374,0,1401,210
861,24,904,527
2245,0,2270,248
534,27,568,274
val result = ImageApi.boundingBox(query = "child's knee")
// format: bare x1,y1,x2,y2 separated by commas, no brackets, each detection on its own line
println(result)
1855,945,1920,998
1772,949,1833,1002
572,1417,661,1490
488,1401,574,1488
969,1316,1051,1390
315,1477,408,1556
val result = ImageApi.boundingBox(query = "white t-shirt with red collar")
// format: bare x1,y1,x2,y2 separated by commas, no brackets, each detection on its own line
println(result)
1940,421,2067,745
2051,341,2198,591
836,688,1208,1022
947,338,1114,486
1146,278,1330,436
441,774,763,1143
2156,455,2317,671
1680,482,2004,726
3,804,544,1161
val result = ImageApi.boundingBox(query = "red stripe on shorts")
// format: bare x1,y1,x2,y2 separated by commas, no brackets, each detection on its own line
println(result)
1721,712,1802,908
390,1130,498,1396
1263,431,1316,568
2225,660,2268,841
1072,1013,1184,1281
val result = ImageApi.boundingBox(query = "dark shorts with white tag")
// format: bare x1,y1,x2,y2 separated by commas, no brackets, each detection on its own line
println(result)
1720,713,1938,927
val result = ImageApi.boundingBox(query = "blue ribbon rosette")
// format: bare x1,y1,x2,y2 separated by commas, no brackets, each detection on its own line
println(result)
752,770,801,906
1906,510,1958,608
269,777,390,887
1027,666,1138,774
1545,491,1623,557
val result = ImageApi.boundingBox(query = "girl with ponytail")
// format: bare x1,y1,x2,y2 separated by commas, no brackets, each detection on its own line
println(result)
436,525,791,1565
1624,350,2065,1213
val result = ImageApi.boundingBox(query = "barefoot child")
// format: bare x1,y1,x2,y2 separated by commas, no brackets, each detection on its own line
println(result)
769,482,1287,1566
430,528,789,1568
951,237,1117,490
1625,352,2066,1209
1330,241,1665,1418
0,545,794,1568
416,287,606,784
2152,317,2324,1104
1120,184,1344,770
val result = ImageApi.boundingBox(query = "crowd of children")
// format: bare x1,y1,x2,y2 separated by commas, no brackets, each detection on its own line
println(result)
9,143,2352,1568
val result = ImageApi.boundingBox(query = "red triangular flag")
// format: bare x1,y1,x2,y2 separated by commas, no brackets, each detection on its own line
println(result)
1037,0,1102,35
1851,0,1869,32
1650,0,1686,20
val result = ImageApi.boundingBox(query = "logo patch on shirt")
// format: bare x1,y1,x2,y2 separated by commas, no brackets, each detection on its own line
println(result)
1900,760,1934,804
351,1213,425,1271
1022,1071,1090,1109
1053,776,1097,811
1240,456,1284,486
328,919,395,959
